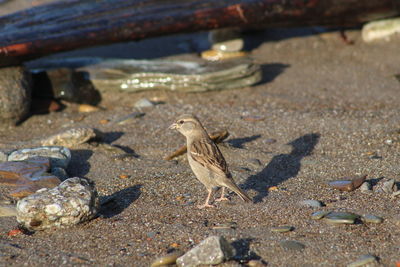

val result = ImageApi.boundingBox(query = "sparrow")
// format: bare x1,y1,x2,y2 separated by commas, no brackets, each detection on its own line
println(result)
169,114,251,208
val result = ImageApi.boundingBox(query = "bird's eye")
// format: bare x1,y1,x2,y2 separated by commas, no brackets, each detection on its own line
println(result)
179,120,184,124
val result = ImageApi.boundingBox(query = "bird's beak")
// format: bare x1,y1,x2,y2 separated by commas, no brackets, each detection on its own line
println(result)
169,123,178,130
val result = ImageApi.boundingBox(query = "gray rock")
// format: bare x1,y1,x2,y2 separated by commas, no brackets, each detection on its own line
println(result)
134,98,154,108
360,182,372,192
347,254,378,267
300,199,323,208
361,214,383,224
176,236,234,267
311,210,331,220
8,146,71,169
0,66,32,125
16,177,99,231
374,178,398,193
271,226,294,233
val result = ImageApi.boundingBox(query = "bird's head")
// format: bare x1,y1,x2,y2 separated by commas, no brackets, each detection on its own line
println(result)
169,114,203,137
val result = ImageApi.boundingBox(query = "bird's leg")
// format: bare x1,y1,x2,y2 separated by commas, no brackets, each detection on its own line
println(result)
197,189,215,209
215,187,229,202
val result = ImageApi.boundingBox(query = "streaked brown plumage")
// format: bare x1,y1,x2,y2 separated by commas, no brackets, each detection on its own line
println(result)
169,114,251,208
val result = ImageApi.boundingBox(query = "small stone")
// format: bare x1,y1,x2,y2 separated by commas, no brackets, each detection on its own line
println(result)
247,260,268,267
300,199,323,208
280,240,305,251
8,146,71,169
0,66,32,125
134,98,154,108
176,236,234,267
268,186,278,192
347,254,378,267
114,112,145,125
212,222,237,230
271,226,294,233
0,205,17,217
360,182,372,192
16,177,99,231
361,214,383,224
311,211,331,220
242,115,264,122
51,167,69,180
328,175,367,192
247,158,262,168
323,212,359,224
151,251,184,267
209,28,244,52
201,50,248,61
0,150,8,162
374,178,398,193
99,119,109,124
78,104,99,113
118,174,130,179
362,17,400,42
40,127,102,147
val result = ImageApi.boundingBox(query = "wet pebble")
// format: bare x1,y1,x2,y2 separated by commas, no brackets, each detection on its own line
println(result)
361,214,383,224
8,146,71,169
328,175,366,192
151,251,184,267
347,254,378,267
300,199,323,208
280,240,305,251
311,210,331,220
271,226,294,233
323,212,359,224
176,236,234,267
134,98,154,108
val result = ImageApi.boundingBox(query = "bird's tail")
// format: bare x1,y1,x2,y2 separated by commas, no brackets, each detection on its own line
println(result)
224,181,252,202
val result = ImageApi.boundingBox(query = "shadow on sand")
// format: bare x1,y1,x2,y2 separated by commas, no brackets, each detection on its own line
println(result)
99,185,142,218
243,133,320,203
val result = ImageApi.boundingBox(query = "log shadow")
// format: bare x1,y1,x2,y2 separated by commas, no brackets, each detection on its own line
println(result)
227,134,261,149
259,63,290,84
99,185,142,218
67,149,93,177
243,133,320,203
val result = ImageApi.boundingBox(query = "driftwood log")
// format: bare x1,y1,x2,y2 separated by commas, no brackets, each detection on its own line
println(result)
0,0,399,67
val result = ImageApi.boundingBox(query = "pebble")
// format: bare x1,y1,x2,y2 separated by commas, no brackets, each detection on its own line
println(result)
0,66,32,125
176,236,234,267
361,214,383,224
78,104,100,113
311,211,331,220
347,254,378,267
8,146,71,169
51,167,69,180
300,199,323,208
247,260,268,267
374,178,398,193
247,158,262,168
323,212,359,224
0,157,61,199
328,175,366,192
114,112,145,125
201,50,248,61
271,226,294,233
209,28,244,52
360,182,372,192
40,127,103,147
0,150,8,162
16,177,99,231
280,240,305,251
362,17,400,42
134,98,154,108
150,251,184,267
0,205,17,217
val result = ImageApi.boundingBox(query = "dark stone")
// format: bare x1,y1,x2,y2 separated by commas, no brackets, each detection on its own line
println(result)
0,66,32,125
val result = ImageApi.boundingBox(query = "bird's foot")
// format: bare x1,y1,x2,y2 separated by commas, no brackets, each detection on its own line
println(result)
197,203,215,209
215,197,229,202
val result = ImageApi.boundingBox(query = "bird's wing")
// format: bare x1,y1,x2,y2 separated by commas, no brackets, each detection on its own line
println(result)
190,138,230,178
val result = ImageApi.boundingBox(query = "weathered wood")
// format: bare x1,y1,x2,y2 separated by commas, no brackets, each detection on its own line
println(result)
0,0,399,67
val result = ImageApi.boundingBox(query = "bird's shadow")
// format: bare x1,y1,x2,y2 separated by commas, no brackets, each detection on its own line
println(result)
67,149,93,177
243,133,320,203
227,134,261,149
99,185,142,218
